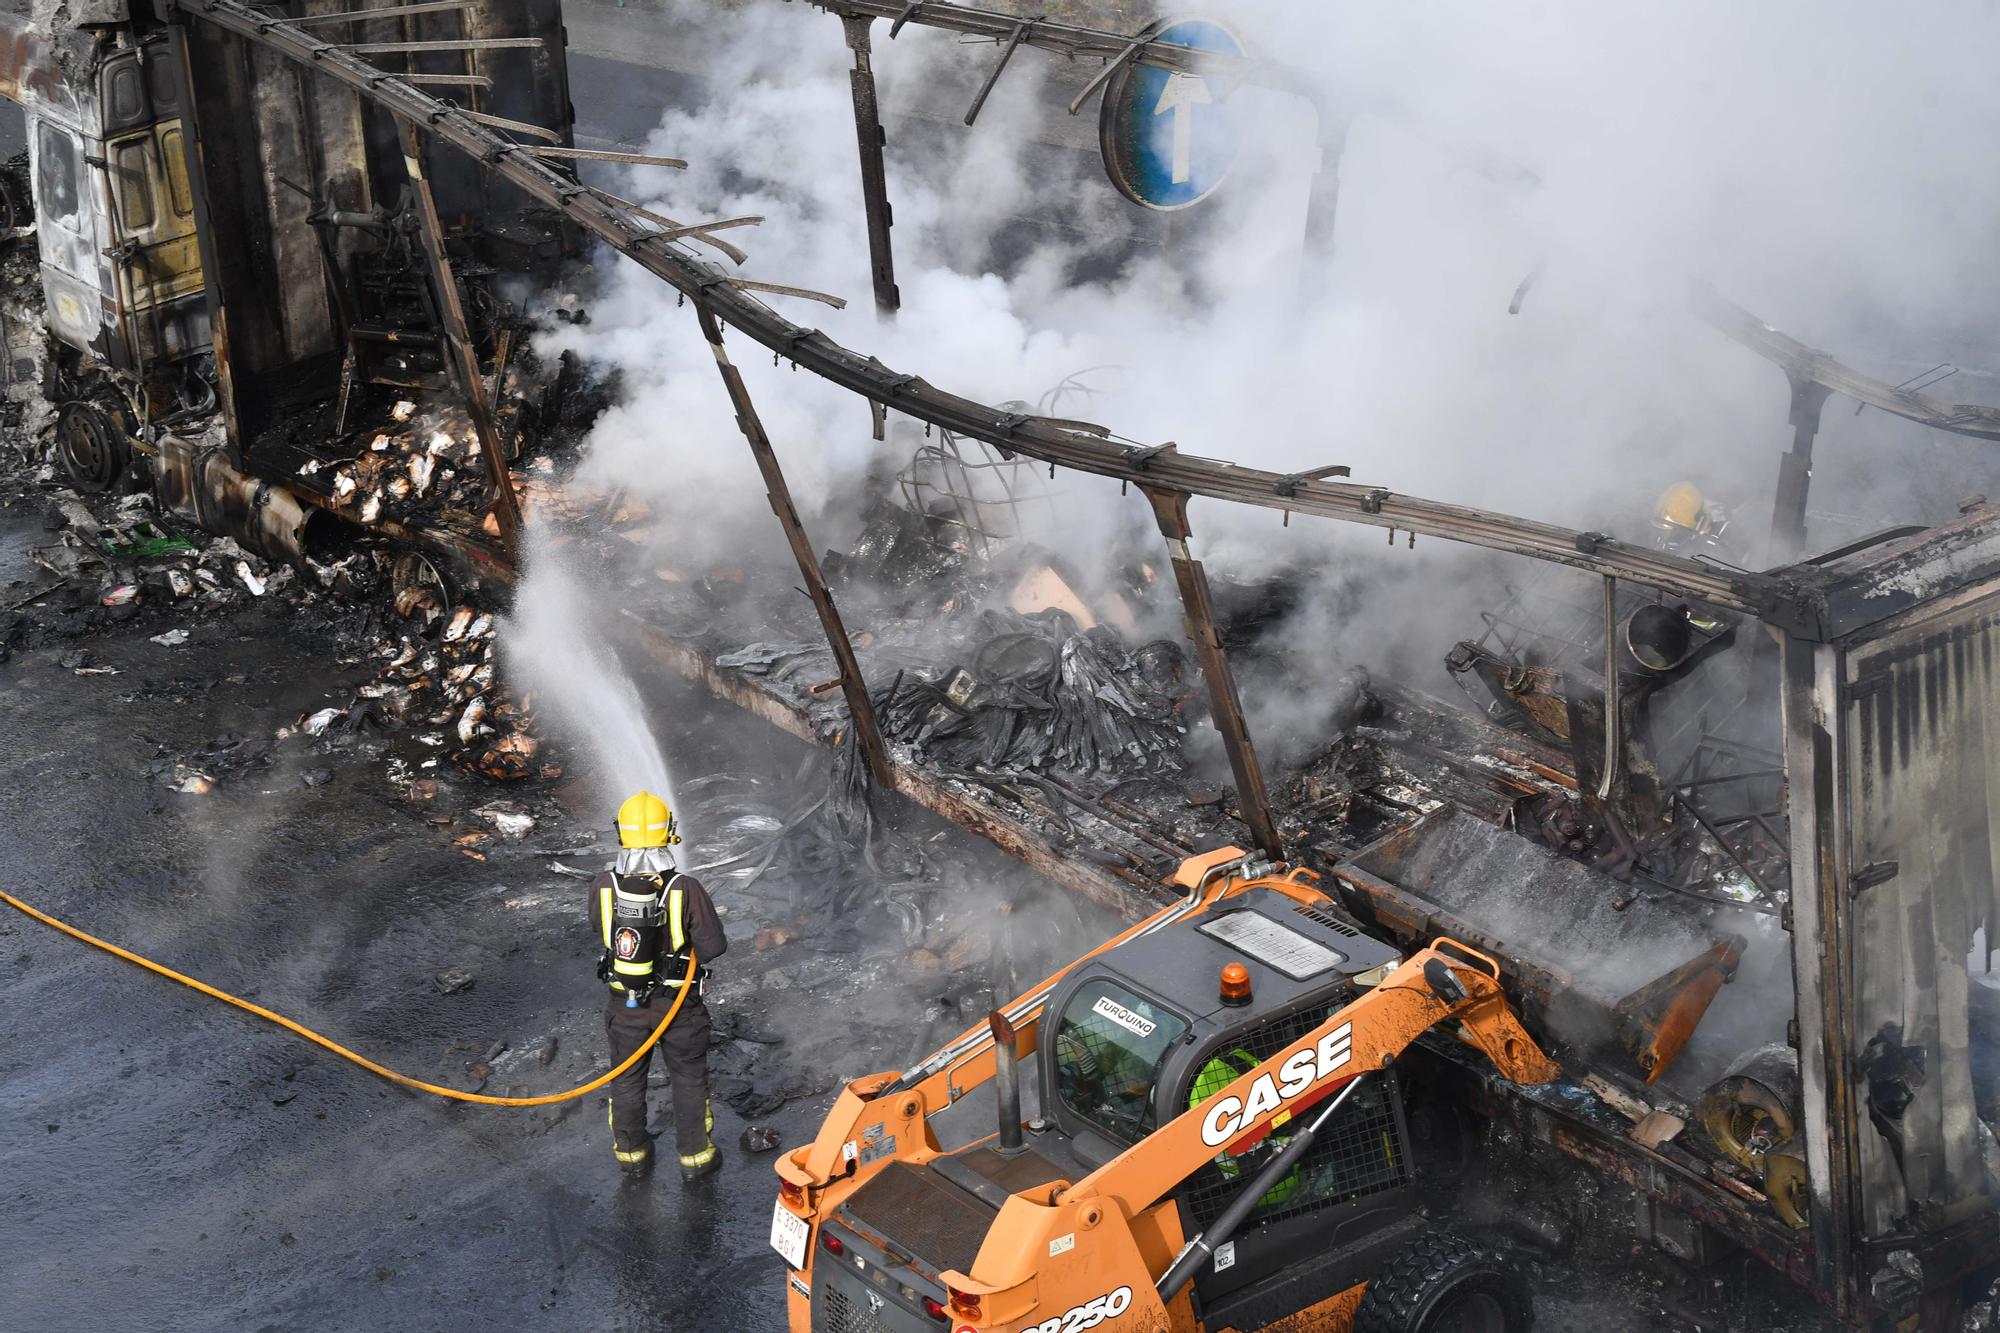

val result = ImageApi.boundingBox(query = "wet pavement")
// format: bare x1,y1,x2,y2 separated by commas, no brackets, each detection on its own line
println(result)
0,476,1118,1331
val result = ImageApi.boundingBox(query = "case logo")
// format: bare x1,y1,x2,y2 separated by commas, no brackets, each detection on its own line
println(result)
1198,1022,1353,1148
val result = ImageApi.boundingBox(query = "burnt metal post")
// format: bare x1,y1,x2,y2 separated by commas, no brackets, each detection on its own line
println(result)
1779,630,1861,1318
395,117,523,552
842,16,900,316
1139,486,1284,861
1770,371,1832,559
1598,574,1619,801
695,306,896,790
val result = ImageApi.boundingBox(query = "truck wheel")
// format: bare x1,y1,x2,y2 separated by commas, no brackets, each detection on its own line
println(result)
0,170,25,230
1354,1231,1533,1333
56,401,129,494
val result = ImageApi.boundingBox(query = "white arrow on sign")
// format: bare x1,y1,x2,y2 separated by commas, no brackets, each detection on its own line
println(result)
1152,72,1212,185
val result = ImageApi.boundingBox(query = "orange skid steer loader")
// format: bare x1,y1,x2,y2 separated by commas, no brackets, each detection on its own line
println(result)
772,850,1561,1333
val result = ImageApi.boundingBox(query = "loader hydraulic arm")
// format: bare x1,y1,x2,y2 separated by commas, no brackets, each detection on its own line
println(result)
1068,943,1559,1225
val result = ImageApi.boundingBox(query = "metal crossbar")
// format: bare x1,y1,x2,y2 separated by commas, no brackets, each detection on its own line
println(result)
169,0,1796,622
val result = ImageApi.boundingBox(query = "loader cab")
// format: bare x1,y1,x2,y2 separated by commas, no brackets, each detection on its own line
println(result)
1041,887,1421,1313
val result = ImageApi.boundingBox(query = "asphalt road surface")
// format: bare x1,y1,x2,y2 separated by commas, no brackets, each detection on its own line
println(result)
0,484,1096,1330
0,503,802,1330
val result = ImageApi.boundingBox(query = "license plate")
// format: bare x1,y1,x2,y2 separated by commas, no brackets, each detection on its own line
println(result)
771,1198,810,1270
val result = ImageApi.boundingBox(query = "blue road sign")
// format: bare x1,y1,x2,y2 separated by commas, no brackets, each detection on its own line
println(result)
1098,17,1242,212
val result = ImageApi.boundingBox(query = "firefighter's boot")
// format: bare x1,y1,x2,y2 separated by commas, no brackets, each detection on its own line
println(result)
679,1140,721,1183
609,1104,653,1174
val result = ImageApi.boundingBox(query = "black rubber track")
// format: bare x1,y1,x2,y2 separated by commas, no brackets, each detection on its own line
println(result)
1353,1229,1534,1333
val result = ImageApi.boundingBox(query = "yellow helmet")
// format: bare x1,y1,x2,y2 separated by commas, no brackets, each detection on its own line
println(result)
615,791,679,848
1653,482,1712,536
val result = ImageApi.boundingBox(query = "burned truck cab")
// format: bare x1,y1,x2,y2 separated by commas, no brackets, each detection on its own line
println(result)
1,13,212,492
1039,886,1415,1314
31,34,205,379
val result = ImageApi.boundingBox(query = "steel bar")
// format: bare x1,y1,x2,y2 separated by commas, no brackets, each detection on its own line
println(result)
401,73,493,87
394,116,522,551
460,109,563,144
527,146,687,168
809,1,1283,93
695,306,895,789
653,215,762,240
962,19,1032,126
1065,26,1151,115
272,1,474,25
170,0,1795,627
584,185,754,265
1694,281,2000,443
842,16,900,314
724,276,847,310
336,37,541,52
1139,487,1283,860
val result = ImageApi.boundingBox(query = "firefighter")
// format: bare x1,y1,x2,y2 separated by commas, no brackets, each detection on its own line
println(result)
1651,482,1731,555
592,791,728,1180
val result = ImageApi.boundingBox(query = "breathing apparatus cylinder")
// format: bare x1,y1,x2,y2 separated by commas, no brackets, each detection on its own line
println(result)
607,874,668,1003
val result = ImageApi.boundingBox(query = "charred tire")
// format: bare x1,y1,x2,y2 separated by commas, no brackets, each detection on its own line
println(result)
1354,1231,1533,1333
56,401,130,494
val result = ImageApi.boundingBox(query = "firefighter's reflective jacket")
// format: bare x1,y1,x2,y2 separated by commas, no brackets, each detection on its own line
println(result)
588,870,728,996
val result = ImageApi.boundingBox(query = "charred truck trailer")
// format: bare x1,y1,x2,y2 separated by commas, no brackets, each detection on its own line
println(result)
0,0,573,576
4,1,2000,1330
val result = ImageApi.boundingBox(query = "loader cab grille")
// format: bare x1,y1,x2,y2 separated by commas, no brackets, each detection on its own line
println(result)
1293,902,1363,939
1178,1001,1411,1232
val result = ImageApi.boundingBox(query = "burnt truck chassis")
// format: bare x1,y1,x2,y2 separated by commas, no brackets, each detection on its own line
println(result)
47,0,2000,1325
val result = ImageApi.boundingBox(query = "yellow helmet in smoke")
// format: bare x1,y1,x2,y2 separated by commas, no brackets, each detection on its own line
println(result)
1653,482,1714,536
616,791,679,848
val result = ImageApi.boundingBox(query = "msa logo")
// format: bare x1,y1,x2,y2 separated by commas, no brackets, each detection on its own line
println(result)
1198,1022,1353,1148
1091,996,1156,1038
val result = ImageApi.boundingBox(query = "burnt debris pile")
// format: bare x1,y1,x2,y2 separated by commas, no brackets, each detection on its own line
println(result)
277,577,554,788
877,609,1191,777
678,746,1098,1119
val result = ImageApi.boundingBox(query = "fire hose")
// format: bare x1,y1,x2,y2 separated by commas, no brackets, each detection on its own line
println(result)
0,888,694,1108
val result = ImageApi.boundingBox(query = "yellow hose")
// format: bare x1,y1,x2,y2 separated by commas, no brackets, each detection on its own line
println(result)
1,887,693,1108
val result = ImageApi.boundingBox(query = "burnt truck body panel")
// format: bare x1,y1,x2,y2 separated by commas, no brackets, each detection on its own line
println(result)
16,25,206,377
168,0,575,449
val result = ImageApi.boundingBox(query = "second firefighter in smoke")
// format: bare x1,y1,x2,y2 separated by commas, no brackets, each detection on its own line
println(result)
592,791,728,1179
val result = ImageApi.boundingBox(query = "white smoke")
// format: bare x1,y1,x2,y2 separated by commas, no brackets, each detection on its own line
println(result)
540,0,2000,572
516,0,2000,778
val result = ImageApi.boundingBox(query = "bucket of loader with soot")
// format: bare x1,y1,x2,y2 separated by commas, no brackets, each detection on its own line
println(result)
770,851,1557,1333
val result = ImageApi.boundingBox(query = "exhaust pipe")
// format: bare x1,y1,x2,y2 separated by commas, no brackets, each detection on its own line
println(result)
987,1009,1025,1156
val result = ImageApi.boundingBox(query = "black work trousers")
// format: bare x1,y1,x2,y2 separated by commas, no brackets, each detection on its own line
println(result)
604,990,713,1163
